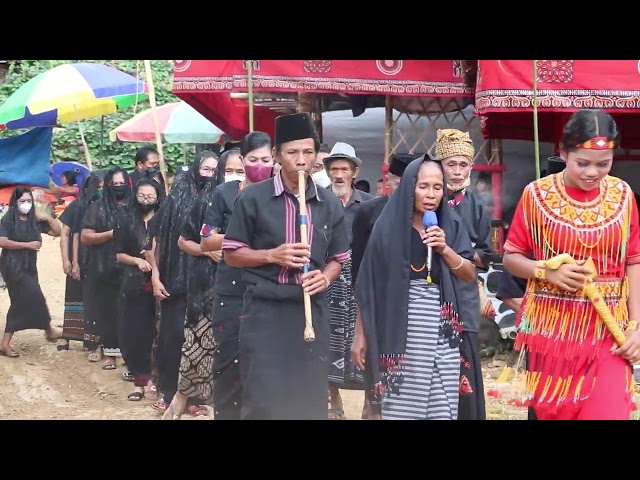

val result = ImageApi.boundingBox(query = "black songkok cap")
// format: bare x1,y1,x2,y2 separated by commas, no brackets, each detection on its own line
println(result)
389,152,418,177
274,113,317,146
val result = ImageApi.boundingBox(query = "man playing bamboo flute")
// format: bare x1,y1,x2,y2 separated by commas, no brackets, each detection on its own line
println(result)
222,112,350,420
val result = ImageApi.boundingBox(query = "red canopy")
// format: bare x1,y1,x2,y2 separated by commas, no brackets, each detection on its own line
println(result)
173,60,471,96
173,60,472,140
475,60,640,148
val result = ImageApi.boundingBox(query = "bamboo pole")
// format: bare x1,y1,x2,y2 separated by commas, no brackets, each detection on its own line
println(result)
247,60,254,132
533,60,541,179
384,95,393,164
143,60,169,194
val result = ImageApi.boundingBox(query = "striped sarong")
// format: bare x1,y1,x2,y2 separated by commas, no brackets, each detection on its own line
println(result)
382,279,460,420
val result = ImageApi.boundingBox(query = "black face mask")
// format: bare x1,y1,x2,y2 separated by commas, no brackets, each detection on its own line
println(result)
136,202,156,214
196,173,212,190
112,185,127,200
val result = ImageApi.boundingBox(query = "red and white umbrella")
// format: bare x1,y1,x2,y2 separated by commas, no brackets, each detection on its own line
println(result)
109,101,225,144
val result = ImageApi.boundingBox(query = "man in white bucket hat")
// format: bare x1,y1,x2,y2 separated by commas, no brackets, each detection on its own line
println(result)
323,141,374,419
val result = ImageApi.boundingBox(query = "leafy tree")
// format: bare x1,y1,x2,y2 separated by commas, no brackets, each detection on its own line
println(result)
0,60,194,173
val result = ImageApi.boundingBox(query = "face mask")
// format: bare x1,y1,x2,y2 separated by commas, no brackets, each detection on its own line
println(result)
95,189,104,200
112,185,127,200
136,202,156,214
225,174,245,183
244,164,273,184
312,170,331,189
197,173,213,190
17,202,32,214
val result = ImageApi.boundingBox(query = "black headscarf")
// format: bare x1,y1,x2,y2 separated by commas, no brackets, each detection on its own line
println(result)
2,187,40,242
137,167,167,204
153,158,214,295
0,187,42,277
77,169,106,213
354,156,474,404
85,167,132,283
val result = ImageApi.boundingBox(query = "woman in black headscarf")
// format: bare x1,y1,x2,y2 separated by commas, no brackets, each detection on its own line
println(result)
57,171,105,351
148,150,217,413
162,151,227,419
72,170,106,358
352,157,476,420
115,178,162,400
0,187,62,357
139,166,167,204
81,167,132,370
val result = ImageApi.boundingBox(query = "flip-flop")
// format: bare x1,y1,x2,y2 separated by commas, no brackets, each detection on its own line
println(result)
151,401,168,413
88,349,103,362
187,405,208,417
127,391,145,402
102,361,117,370
122,371,134,382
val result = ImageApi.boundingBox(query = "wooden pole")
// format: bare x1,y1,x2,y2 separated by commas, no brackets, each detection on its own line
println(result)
532,60,541,180
247,60,254,132
143,60,169,194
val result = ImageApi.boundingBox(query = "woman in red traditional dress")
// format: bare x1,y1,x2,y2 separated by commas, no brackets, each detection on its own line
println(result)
503,109,640,420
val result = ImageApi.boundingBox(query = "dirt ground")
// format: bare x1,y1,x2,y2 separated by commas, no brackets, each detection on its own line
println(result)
1,235,627,421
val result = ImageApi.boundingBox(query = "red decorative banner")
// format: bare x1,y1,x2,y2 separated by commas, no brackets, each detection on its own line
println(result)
172,60,473,97
475,60,640,147
476,60,640,114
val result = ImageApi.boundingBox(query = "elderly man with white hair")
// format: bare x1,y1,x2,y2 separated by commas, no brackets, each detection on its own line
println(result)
323,142,374,419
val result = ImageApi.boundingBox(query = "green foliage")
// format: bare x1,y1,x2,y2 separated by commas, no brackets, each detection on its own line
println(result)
0,60,194,174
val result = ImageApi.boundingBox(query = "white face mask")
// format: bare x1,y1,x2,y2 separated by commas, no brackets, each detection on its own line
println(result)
18,202,33,214
312,169,331,189
225,174,245,183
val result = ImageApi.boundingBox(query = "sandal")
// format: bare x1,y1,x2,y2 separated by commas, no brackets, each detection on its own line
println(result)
88,348,103,363
0,347,19,358
102,360,117,370
187,405,208,417
128,391,145,402
146,382,160,401
328,406,346,420
57,339,69,351
151,401,168,413
122,371,134,382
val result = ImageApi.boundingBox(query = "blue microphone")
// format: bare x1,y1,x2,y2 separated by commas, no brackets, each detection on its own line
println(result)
423,211,438,283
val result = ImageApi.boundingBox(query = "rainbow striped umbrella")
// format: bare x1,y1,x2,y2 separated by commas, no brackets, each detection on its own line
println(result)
0,62,147,129
109,101,225,144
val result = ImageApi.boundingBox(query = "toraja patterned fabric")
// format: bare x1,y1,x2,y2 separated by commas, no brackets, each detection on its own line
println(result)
536,60,574,83
506,173,640,408
475,60,640,114
435,129,475,161
172,60,474,97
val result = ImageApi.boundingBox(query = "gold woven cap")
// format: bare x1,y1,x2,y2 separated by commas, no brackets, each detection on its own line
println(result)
435,129,475,161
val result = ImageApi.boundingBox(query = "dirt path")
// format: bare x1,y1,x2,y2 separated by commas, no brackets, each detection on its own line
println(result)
0,236,529,420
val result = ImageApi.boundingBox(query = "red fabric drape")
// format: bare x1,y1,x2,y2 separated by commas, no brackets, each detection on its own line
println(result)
475,60,640,148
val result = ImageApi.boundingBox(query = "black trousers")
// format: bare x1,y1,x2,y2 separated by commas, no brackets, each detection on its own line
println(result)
157,294,187,404
119,290,156,387
85,276,119,355
212,293,243,420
